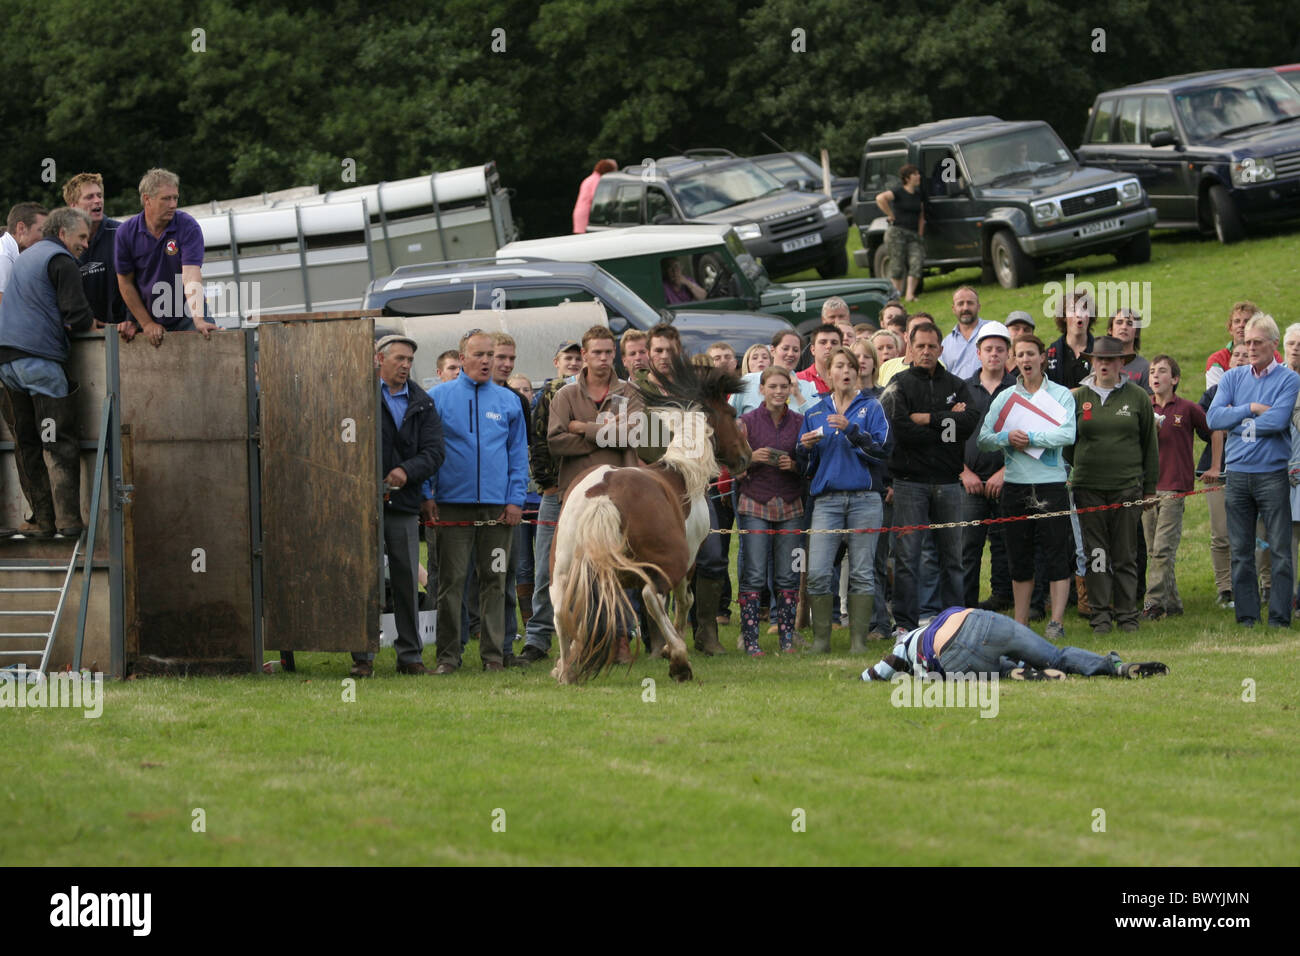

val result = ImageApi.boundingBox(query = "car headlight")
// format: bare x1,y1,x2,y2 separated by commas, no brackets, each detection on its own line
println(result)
818,200,840,219
1231,157,1276,187
735,223,762,240
1119,179,1142,203
1032,201,1060,226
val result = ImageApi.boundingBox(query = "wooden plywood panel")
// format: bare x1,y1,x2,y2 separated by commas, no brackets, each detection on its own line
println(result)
259,319,379,653
118,333,252,667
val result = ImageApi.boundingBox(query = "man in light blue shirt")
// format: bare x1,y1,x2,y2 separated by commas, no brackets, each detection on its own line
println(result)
940,285,991,380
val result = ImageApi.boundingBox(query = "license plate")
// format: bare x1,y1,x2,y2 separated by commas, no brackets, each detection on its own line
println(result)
1078,217,1121,237
781,232,823,253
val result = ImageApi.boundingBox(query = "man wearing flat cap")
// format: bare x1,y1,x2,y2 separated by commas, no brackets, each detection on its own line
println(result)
351,332,446,677
1004,310,1036,341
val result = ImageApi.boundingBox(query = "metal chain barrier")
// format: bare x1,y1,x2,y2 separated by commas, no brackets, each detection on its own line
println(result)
424,481,1231,534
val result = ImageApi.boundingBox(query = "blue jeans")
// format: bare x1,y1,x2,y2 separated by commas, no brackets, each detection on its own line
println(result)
872,496,894,632
939,610,1115,676
891,480,964,631
0,357,70,398
515,514,536,590
524,492,560,651
919,531,941,617
738,513,802,593
1225,470,1293,626
807,490,882,595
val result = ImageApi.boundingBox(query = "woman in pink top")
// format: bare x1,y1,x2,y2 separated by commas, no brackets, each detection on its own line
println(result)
572,159,618,233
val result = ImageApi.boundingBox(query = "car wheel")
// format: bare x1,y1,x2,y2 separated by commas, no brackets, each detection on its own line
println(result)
989,231,1035,289
871,243,891,280
1208,185,1245,244
1114,230,1152,265
695,252,727,289
816,244,849,279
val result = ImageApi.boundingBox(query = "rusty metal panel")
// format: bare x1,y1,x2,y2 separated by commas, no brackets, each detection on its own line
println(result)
118,333,253,669
259,319,379,653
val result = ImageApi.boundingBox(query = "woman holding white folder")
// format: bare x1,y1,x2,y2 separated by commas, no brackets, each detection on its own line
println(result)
978,334,1077,637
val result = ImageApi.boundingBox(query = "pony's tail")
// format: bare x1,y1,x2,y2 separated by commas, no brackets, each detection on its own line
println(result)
556,496,660,682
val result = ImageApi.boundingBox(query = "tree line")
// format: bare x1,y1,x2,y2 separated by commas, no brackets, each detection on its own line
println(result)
4,0,1298,237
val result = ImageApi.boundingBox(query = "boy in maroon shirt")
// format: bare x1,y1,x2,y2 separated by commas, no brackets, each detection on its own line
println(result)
1143,355,1212,619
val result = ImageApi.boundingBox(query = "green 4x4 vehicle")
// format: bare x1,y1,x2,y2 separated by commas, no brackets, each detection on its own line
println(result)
499,225,895,331
853,116,1158,289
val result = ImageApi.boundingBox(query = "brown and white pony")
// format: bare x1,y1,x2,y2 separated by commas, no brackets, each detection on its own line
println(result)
550,358,750,684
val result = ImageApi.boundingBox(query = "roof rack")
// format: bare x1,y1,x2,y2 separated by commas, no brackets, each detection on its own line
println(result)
387,256,544,277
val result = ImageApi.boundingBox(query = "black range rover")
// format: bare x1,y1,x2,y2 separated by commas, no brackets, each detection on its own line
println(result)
586,152,850,279
852,116,1157,289
1077,69,1300,243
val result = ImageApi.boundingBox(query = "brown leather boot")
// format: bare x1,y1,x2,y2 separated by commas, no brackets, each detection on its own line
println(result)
516,583,534,625
1075,575,1093,618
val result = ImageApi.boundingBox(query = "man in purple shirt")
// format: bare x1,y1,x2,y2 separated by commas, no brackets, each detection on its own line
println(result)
114,168,216,346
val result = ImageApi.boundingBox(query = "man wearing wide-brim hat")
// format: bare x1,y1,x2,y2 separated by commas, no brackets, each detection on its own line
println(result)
1065,335,1159,635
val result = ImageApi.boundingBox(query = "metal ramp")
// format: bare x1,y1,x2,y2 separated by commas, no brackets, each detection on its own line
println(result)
0,534,83,679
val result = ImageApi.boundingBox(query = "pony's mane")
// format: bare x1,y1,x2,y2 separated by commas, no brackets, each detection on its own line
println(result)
633,354,741,498
632,354,745,411
658,409,716,499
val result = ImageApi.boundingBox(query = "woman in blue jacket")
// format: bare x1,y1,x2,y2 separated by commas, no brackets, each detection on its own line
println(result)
796,348,892,655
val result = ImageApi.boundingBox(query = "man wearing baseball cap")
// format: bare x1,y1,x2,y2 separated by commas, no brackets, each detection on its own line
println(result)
960,322,1017,610
352,333,446,677
1005,310,1036,339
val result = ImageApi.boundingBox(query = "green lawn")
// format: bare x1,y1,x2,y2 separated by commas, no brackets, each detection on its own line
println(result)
7,227,1300,866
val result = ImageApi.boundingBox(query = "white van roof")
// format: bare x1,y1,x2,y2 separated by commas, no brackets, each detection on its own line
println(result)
393,301,608,388
499,224,732,262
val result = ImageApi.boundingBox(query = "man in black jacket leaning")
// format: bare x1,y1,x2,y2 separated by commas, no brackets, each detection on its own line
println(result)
352,332,446,677
880,320,979,633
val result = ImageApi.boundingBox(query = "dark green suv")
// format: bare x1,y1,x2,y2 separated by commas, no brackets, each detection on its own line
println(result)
853,117,1158,288
587,152,850,279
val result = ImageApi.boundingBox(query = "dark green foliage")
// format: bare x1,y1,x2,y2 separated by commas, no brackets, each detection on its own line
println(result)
3,0,1297,233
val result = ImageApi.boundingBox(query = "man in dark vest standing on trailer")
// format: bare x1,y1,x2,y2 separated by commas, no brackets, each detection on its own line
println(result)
0,207,95,539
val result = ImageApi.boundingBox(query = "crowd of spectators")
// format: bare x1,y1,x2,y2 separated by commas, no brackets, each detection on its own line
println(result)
4,170,1294,671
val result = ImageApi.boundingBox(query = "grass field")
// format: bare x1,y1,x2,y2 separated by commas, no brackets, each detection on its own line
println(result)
6,226,1300,866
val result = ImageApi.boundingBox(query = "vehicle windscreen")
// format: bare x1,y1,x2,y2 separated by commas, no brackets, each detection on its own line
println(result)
960,127,1077,187
590,269,664,327
756,156,811,186
1174,74,1300,139
725,230,768,293
674,162,786,216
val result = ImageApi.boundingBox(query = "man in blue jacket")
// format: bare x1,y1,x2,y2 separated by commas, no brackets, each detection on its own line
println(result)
429,330,529,673
352,334,446,677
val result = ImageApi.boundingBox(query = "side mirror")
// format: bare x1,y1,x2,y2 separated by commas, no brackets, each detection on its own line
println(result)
608,315,630,334
1149,130,1178,148
651,213,676,225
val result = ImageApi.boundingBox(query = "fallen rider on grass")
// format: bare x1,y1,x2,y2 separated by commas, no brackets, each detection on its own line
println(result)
861,608,1168,682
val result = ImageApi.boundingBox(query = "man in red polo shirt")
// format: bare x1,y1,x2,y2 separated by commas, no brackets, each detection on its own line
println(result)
1143,355,1212,620
797,323,842,396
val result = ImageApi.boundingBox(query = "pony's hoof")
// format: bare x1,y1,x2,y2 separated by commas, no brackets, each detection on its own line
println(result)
669,661,693,683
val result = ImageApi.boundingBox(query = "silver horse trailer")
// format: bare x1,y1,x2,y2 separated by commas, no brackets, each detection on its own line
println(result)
188,163,517,326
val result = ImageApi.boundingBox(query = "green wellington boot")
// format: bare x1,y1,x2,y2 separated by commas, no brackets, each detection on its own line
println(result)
809,593,834,653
